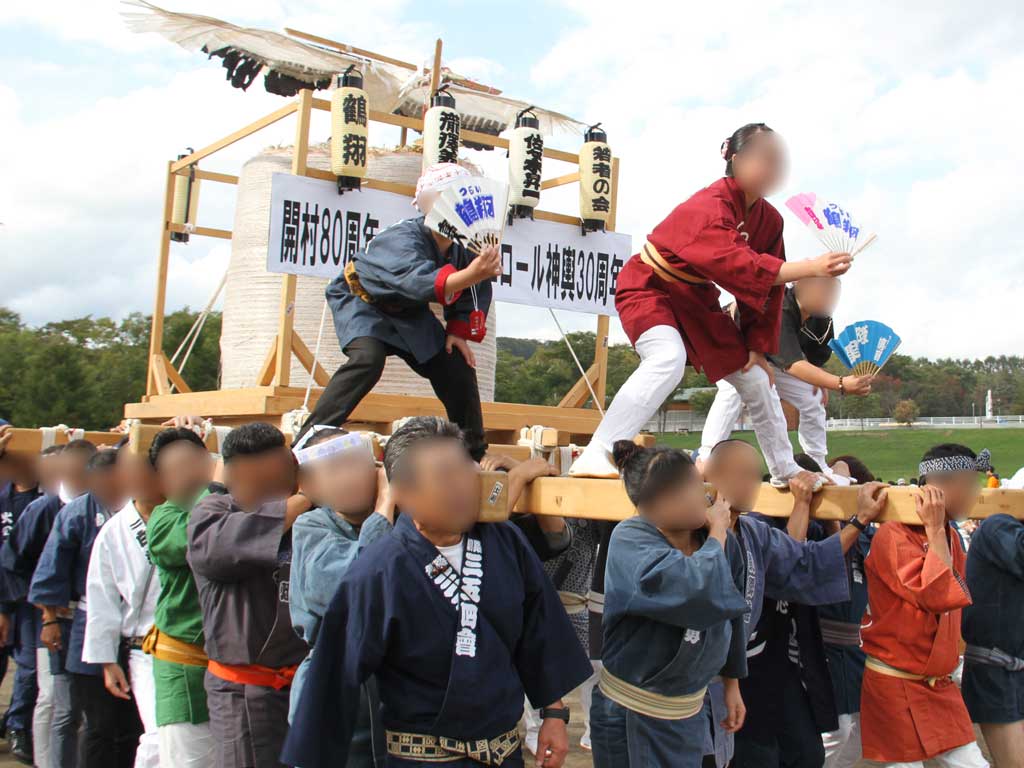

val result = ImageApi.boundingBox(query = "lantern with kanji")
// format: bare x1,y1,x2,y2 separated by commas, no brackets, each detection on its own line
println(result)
579,123,613,234
421,84,460,170
170,148,199,244
507,107,543,224
330,66,369,194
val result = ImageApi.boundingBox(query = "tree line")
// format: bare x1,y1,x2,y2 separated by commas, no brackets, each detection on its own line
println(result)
1,307,1022,429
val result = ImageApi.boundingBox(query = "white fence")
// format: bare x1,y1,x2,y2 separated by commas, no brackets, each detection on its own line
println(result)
643,412,1024,435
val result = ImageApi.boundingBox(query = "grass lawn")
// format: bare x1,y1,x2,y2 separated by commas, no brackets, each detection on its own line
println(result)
655,428,1024,483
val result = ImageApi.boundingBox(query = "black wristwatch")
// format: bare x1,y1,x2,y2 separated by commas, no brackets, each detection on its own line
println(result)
848,514,867,532
539,706,570,723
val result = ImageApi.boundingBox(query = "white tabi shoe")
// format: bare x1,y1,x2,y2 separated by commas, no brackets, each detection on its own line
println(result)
567,443,620,478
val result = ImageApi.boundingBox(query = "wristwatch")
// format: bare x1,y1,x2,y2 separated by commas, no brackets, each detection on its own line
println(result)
848,514,868,532
539,706,570,723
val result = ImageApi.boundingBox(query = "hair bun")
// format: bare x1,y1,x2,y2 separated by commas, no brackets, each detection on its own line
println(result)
612,440,643,470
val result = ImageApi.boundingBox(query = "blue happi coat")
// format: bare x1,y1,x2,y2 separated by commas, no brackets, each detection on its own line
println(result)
288,507,391,720
282,513,592,768
0,493,64,602
0,483,44,664
28,493,112,676
328,217,493,364
601,518,749,695
961,513,1024,723
703,514,850,767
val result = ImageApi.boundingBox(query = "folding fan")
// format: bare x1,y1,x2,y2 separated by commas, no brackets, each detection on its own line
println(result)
786,192,877,257
424,177,509,255
828,320,902,376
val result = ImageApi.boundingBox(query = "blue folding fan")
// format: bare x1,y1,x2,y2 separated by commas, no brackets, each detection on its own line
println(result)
828,320,901,376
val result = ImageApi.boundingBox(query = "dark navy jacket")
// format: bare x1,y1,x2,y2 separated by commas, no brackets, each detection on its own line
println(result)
328,217,492,364
28,493,112,676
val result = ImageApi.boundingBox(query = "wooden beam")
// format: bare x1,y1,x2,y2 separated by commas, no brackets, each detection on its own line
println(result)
147,162,175,396
478,470,511,523
162,354,193,394
593,314,610,408
303,167,415,196
558,364,599,409
150,354,172,396
127,422,218,457
540,171,580,190
170,101,299,173
1,428,122,454
533,209,581,227
274,89,313,387
190,169,239,185
167,223,232,240
283,28,418,71
429,39,443,95
290,331,331,387
512,479,1024,523
257,336,278,387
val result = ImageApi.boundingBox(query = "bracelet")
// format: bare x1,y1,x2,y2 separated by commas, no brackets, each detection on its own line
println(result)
838,376,845,396
848,514,868,532
41,620,60,627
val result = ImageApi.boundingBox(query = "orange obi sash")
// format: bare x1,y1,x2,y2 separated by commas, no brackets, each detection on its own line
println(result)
207,659,299,690
639,241,709,285
142,626,209,667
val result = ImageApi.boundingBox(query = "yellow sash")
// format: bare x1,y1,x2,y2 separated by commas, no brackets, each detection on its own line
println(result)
598,666,706,720
639,241,709,285
142,626,209,668
865,655,949,688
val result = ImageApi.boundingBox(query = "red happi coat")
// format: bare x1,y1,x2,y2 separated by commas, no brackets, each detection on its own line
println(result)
615,176,786,381
859,522,975,763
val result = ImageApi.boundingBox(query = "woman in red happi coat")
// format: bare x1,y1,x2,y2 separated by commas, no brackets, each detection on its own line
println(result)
570,124,853,481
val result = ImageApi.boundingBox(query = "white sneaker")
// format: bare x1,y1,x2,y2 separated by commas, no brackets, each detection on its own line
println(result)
568,443,620,478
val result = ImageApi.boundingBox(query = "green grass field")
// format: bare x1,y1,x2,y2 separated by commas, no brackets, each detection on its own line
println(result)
655,428,1024,483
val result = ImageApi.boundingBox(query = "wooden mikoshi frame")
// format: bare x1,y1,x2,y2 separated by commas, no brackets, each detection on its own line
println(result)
132,38,617,442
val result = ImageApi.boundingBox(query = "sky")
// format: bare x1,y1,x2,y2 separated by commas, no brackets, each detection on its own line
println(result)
1,0,1022,360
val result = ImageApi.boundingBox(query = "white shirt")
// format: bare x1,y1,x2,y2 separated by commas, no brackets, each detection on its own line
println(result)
437,538,465,574
82,501,160,664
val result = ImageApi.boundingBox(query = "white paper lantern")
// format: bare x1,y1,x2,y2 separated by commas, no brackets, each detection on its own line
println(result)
507,107,543,223
330,66,369,194
421,85,460,170
170,148,199,243
579,123,613,234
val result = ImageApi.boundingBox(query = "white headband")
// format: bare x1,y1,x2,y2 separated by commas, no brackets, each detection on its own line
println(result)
293,433,371,466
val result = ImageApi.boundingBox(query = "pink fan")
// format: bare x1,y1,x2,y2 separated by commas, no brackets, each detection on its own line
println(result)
786,192,876,257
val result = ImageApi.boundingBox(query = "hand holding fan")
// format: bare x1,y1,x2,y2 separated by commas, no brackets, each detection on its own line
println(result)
424,177,509,256
828,320,901,377
786,192,877,258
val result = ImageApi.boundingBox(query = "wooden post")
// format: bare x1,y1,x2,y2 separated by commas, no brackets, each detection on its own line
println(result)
429,40,443,94
273,90,313,387
593,315,610,408
146,162,176,396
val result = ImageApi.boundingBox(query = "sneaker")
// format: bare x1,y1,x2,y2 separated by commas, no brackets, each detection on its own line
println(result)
9,729,32,765
568,444,620,478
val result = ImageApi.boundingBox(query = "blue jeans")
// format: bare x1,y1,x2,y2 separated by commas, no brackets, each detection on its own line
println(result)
590,687,707,767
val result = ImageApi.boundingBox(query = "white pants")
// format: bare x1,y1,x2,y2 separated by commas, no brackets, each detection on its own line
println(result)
158,720,216,768
127,649,160,768
877,740,989,767
33,646,55,768
701,366,828,472
822,712,862,768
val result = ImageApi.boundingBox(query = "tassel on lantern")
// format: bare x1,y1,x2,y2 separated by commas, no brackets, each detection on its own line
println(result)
330,65,369,194
507,107,543,224
579,123,613,235
170,148,199,243
421,84,460,170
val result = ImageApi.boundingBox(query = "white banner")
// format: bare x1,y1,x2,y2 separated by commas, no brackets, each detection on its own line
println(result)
266,173,631,316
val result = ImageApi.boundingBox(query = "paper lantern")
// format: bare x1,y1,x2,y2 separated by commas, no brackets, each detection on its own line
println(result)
170,148,199,244
421,84,460,170
507,107,543,224
579,123,613,234
330,66,369,194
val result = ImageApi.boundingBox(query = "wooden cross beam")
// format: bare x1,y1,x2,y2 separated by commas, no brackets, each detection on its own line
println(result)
478,475,1024,525
1,428,124,454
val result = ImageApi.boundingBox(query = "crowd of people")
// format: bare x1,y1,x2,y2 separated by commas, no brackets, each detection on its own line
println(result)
0,415,1020,768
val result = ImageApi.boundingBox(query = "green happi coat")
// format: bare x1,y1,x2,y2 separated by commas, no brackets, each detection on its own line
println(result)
147,488,212,726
